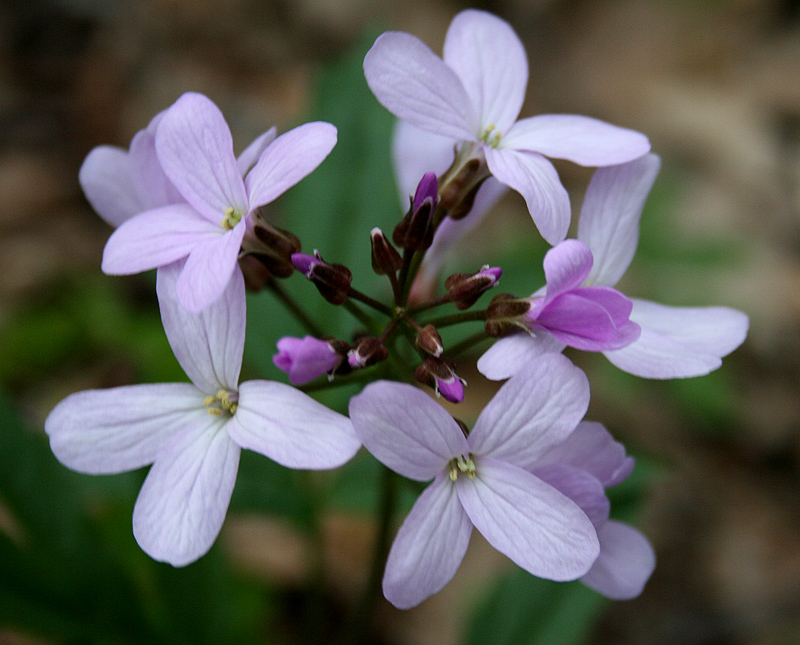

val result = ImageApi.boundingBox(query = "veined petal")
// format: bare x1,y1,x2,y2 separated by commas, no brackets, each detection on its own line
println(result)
533,464,609,528
101,204,221,275
349,380,467,481
581,520,655,600
157,260,245,392
383,474,472,609
129,121,184,211
133,416,240,566
543,240,595,300
230,381,360,469
503,114,651,166
579,154,661,287
45,384,206,474
442,9,527,134
603,299,749,378
156,92,249,222
175,221,247,313
79,146,142,227
457,457,600,580
469,354,590,470
245,122,337,209
364,31,477,140
477,333,566,381
237,127,277,177
484,147,570,245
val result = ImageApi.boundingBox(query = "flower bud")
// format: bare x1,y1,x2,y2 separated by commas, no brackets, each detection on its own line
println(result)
484,293,533,337
273,336,346,385
370,227,403,275
445,265,502,309
414,357,466,403
292,251,352,305
415,324,444,358
241,213,302,278
438,157,490,220
393,172,438,250
347,337,389,369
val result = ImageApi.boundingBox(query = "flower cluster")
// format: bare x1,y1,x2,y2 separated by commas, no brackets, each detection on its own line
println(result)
45,8,747,614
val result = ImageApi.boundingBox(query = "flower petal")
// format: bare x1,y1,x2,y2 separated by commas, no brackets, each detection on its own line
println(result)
364,31,477,140
477,333,566,381
132,416,240,566
101,204,220,275
229,381,360,469
533,464,609,528
383,474,472,609
245,122,337,208
349,380,467,481
45,383,205,474
603,299,749,378
503,114,651,166
156,92,249,222
579,154,661,287
442,9,527,134
129,118,185,211
237,127,277,177
469,353,590,470
580,520,655,600
543,240,595,300
457,457,600,580
157,260,245,392
484,147,570,244
79,146,142,227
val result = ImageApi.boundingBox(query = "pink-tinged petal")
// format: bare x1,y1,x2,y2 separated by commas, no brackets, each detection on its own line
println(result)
393,120,458,202
101,204,221,275
157,260,245,392
383,474,472,609
273,336,341,385
349,380,467,481
581,521,655,600
175,221,246,313
469,354,590,470
129,123,184,211
543,240,595,300
484,147,570,245
364,31,477,140
79,146,142,227
537,421,634,489
503,114,651,166
132,417,240,566
578,154,660,287
477,333,566,381
45,384,205,474
230,381,360,469
245,122,337,208
156,92,248,222
442,9,527,134
603,299,749,379
533,464,609,528
457,457,600,580
237,127,277,177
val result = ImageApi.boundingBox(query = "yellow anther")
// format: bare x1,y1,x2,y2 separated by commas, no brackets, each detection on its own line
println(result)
204,389,238,417
221,207,243,230
479,125,502,148
448,455,476,481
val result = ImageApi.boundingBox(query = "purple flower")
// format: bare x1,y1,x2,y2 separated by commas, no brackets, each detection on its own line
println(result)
45,261,360,566
479,154,750,379
273,336,342,385
101,92,337,312
364,9,650,244
349,354,600,609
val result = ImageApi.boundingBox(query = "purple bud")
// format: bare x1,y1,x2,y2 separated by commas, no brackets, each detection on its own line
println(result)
394,173,439,250
291,252,319,277
414,357,466,403
445,265,503,309
412,172,438,214
291,250,353,305
347,337,389,369
273,336,343,385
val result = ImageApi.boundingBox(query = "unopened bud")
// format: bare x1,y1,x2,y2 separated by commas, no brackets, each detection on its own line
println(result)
445,265,502,309
370,227,403,275
415,357,466,403
273,336,347,384
484,293,533,337
415,324,444,358
393,172,438,250
347,337,389,369
292,251,352,305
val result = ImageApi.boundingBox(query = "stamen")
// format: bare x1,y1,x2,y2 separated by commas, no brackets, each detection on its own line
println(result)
479,125,502,148
221,207,243,230
204,389,238,416
448,455,476,481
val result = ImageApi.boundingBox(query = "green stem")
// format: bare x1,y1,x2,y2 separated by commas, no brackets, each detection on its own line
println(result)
424,308,488,329
347,288,394,317
446,330,491,358
343,300,380,334
267,278,326,337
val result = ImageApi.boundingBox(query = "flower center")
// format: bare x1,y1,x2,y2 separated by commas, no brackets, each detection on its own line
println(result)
221,207,243,230
204,389,238,416
479,124,502,148
448,455,476,482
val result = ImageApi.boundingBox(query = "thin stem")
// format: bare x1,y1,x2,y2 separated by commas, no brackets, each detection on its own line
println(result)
343,300,380,334
406,292,454,315
347,287,394,317
267,278,326,337
396,247,416,306
446,330,491,358
424,308,488,329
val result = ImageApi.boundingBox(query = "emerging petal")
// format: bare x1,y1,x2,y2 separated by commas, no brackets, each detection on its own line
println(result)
79,146,142,227
503,114,651,167
457,457,600,580
45,383,206,474
229,381,360,469
132,416,240,566
157,260,246,393
349,380,468,481
603,299,749,379
442,9,527,134
476,333,566,381
484,147,570,244
364,31,477,140
542,240,595,301
578,154,661,287
383,474,472,609
580,521,655,600
469,353,590,470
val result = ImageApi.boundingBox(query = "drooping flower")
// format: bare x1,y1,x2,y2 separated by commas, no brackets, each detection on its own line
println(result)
101,92,337,312
349,354,600,609
45,261,360,566
479,154,750,379
364,9,650,244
